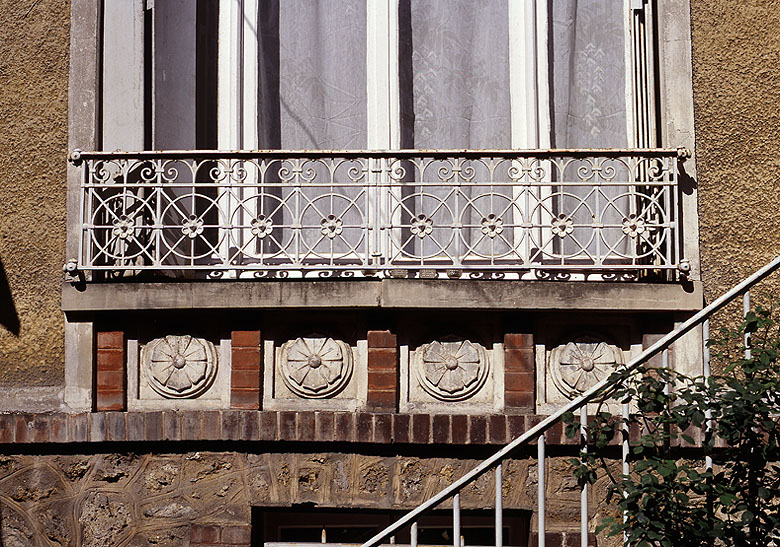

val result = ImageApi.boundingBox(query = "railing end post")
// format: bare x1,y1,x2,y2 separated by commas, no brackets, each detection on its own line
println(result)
68,149,83,166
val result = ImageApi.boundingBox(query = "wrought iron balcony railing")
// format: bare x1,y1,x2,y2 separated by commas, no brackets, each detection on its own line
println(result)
69,148,688,280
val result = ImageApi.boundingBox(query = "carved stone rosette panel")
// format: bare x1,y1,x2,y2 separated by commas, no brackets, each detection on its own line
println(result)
413,340,489,401
279,337,353,399
141,335,218,399
549,336,624,399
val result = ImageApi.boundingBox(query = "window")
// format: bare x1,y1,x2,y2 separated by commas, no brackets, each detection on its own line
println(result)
86,0,679,278
254,508,531,547
212,0,654,152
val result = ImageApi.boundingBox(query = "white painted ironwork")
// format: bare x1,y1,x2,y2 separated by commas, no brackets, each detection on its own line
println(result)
357,255,780,547
70,148,685,279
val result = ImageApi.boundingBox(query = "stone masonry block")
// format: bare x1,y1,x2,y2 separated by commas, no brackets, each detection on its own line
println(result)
96,348,124,371
231,390,260,410
504,348,534,373
96,390,124,412
221,525,252,544
366,390,396,408
432,414,450,444
468,415,487,444
392,414,410,443
97,331,123,349
504,333,533,349
367,330,397,348
367,348,397,370
368,370,396,390
190,524,220,543
231,347,261,369
451,415,468,444
231,330,261,348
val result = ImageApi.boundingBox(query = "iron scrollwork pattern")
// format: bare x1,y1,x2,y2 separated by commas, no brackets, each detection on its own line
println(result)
73,149,684,279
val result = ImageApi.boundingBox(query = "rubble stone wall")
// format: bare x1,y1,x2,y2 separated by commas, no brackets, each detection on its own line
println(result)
0,450,617,546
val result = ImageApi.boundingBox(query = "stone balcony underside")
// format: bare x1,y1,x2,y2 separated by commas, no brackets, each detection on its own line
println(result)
63,278,702,311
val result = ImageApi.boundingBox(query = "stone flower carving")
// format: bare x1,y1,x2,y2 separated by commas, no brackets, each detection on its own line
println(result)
142,335,217,399
549,337,624,399
280,337,353,398
415,340,489,401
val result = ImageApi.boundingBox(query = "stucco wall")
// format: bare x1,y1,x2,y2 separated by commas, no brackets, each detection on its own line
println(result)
0,1,777,386
0,1,69,387
690,0,780,301
0,450,615,546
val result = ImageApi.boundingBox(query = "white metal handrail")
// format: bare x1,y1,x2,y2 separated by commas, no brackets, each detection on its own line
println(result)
68,148,686,280
360,255,780,547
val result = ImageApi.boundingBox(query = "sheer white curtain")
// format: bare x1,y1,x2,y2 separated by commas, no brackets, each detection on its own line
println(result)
401,0,512,262
550,0,632,263
228,0,634,267
254,0,368,262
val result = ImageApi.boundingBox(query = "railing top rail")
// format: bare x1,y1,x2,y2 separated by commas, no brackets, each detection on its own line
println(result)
360,254,780,547
69,147,687,163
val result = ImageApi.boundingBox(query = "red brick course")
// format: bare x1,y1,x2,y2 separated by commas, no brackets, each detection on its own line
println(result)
0,410,718,450
96,331,125,411
367,330,398,411
231,331,262,410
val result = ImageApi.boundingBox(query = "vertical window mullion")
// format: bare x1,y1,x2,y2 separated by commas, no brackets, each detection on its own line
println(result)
367,0,400,266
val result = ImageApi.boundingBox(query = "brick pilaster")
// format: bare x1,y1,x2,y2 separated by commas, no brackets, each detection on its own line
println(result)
504,333,535,413
231,331,262,409
367,330,398,411
96,331,125,411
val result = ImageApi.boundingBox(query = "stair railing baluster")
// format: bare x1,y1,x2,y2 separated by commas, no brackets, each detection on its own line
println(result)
538,435,546,547
495,463,503,547
453,493,461,547
581,406,588,547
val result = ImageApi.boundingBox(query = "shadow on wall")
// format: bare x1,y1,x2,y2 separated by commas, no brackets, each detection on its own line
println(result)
0,257,20,336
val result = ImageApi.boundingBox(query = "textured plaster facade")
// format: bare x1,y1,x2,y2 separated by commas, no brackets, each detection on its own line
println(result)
0,450,616,546
0,0,69,389
0,0,778,545
691,0,780,300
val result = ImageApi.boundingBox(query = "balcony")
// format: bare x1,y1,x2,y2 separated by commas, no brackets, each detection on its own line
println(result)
68,148,688,282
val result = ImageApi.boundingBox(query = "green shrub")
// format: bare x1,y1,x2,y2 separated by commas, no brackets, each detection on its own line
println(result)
563,304,780,546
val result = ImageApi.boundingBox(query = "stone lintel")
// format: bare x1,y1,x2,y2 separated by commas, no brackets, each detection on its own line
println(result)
62,279,702,312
